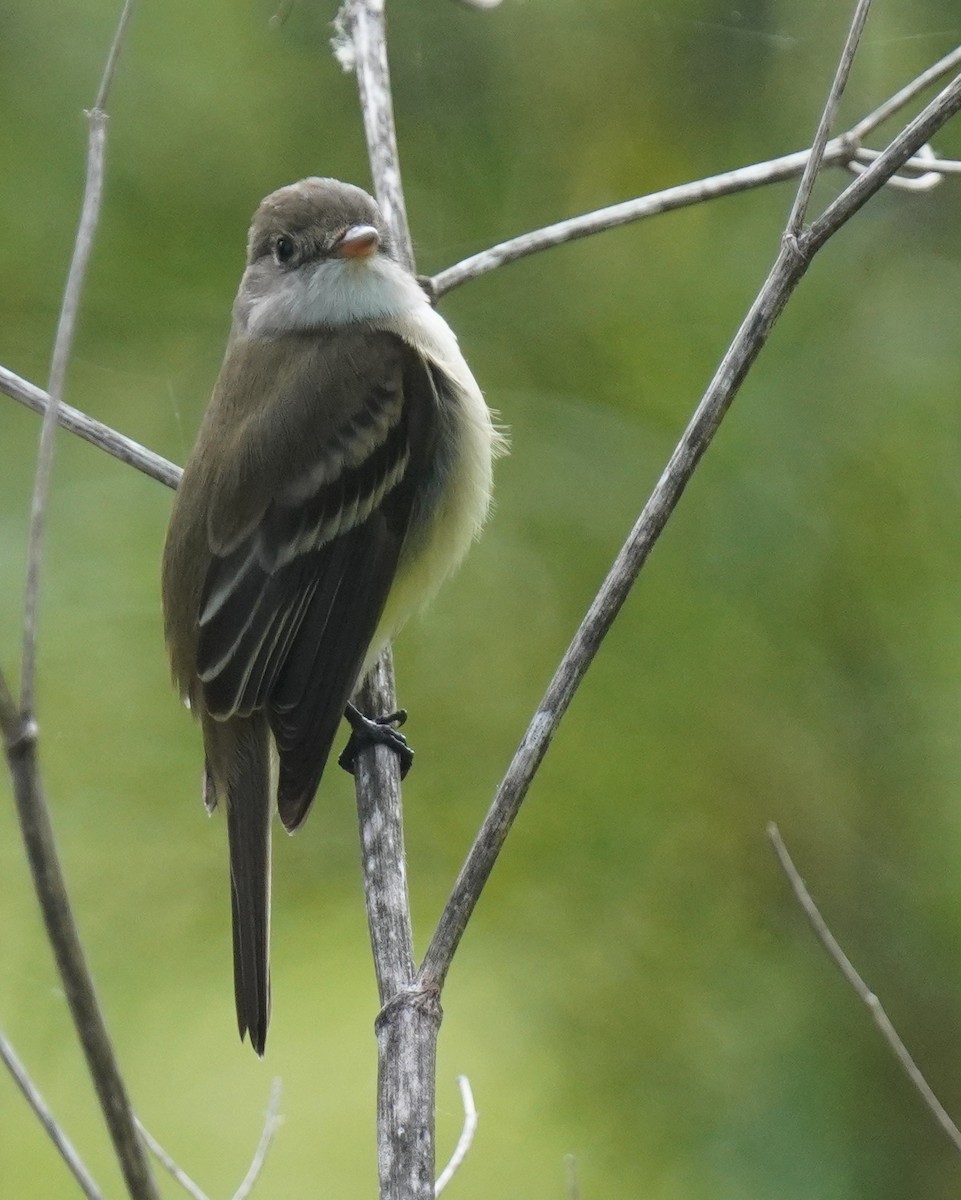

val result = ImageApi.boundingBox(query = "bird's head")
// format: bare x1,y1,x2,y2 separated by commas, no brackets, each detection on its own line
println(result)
233,177,422,337
246,177,394,270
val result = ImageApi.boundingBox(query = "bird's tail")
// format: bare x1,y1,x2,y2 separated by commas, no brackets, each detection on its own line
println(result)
217,715,272,1056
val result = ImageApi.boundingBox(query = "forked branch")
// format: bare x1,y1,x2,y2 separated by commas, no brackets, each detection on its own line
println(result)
418,4,961,990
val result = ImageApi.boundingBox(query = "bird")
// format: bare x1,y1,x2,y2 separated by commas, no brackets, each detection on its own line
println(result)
161,177,505,1055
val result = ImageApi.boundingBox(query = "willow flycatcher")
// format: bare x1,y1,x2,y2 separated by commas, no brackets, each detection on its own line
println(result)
162,178,504,1054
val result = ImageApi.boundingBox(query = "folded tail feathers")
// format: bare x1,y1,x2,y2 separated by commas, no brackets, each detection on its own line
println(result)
220,717,272,1055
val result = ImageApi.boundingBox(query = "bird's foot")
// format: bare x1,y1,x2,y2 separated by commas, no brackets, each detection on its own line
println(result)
339,702,414,779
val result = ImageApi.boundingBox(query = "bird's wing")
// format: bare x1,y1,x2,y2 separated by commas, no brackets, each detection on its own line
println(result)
195,327,440,830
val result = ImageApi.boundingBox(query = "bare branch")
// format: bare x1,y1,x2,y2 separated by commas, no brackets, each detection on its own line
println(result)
231,1078,284,1200
786,0,871,235
333,8,444,1199
21,0,135,715
352,653,440,1200
421,252,804,986
0,364,180,490
94,0,136,111
429,39,961,300
427,144,848,299
768,824,961,1156
353,657,416,1002
851,143,950,192
1,700,158,1198
0,1030,104,1200
808,70,961,251
135,1078,282,1200
852,43,961,139
450,0,503,8
418,15,961,993
135,1123,210,1200
333,0,413,271
434,1076,477,1196
426,133,951,300
334,0,417,1004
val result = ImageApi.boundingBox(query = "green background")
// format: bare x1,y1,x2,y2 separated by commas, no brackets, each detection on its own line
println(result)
4,1,961,1196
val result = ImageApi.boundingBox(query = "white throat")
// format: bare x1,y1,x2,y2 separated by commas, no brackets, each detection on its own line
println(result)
240,254,429,338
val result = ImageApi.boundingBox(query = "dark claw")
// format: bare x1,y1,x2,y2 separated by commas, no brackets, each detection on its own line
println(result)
339,702,414,778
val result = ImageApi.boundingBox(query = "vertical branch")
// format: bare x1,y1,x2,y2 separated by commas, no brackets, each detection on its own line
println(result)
334,4,438,1198
20,0,135,714
337,0,414,270
353,657,441,1200
3,4,159,1198
354,649,417,1002
334,0,417,997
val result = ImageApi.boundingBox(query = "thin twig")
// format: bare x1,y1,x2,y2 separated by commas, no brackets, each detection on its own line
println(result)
94,0,135,111
135,1122,210,1200
418,6,961,992
2,702,158,1199
429,38,960,300
852,43,961,139
767,824,961,1156
851,143,948,192
0,364,180,490
434,1076,477,1196
0,1030,104,1200
427,135,953,300
428,144,850,299
564,1154,581,1200
807,70,961,252
20,0,135,716
231,1078,284,1200
135,1078,282,1200
786,0,872,235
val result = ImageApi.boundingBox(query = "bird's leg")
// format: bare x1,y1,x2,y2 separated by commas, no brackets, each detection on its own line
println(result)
338,702,414,778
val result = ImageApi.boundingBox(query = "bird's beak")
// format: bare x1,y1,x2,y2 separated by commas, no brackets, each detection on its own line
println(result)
333,224,380,259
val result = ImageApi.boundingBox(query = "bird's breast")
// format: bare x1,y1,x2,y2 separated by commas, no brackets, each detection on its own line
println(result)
363,325,504,673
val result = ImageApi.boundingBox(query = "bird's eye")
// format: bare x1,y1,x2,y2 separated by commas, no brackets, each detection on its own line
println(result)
274,235,295,265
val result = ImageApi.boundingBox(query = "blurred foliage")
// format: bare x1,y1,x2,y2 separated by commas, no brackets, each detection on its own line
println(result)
3,1,961,1197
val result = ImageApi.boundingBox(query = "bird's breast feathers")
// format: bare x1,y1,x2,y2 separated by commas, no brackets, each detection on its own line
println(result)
367,304,507,668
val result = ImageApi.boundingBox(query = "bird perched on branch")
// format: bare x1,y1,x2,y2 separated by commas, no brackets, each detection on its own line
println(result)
162,177,505,1055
